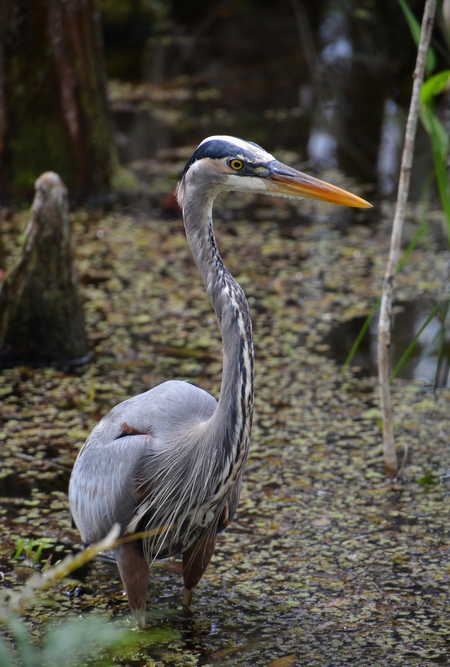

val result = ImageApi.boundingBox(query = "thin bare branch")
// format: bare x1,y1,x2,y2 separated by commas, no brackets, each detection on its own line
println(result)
377,0,436,480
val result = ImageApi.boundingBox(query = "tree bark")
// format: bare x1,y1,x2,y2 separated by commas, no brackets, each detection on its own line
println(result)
0,172,90,367
0,0,115,201
0,1,11,199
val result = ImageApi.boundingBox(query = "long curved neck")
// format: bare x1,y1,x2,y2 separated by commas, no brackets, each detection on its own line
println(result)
182,189,254,474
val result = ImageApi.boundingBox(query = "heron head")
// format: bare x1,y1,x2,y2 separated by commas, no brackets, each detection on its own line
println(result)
176,135,372,210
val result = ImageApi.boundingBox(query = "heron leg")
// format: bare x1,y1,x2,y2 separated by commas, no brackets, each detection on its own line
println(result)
115,542,149,627
182,533,217,606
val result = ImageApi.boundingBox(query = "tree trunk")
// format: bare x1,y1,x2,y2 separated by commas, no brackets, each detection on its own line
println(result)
0,1,10,199
0,0,115,201
0,172,90,367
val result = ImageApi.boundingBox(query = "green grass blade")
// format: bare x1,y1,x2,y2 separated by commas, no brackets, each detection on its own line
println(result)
397,219,428,272
420,103,450,246
341,299,380,374
341,214,428,375
25,540,34,559
33,544,44,566
390,303,440,379
433,301,449,389
398,0,436,74
12,539,25,561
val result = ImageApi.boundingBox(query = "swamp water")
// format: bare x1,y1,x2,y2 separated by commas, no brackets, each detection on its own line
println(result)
0,182,449,665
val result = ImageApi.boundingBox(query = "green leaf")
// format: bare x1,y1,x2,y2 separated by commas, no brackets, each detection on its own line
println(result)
420,105,449,160
7,618,37,667
421,70,450,104
420,106,450,243
397,0,436,74
0,635,13,667
42,618,129,666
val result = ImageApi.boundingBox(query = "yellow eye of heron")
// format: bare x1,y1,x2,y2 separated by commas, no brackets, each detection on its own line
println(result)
229,159,244,171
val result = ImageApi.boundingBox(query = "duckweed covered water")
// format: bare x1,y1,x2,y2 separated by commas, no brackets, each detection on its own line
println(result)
0,169,449,665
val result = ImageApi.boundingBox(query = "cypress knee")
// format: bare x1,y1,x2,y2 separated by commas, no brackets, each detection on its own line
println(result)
0,172,90,367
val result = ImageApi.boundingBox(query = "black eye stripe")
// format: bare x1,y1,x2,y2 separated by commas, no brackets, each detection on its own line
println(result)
180,138,264,180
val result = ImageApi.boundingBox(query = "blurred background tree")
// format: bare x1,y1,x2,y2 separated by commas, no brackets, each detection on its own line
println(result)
0,0,432,204
0,0,116,202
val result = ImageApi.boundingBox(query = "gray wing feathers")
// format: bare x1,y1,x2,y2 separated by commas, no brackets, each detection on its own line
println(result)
83,380,217,451
69,434,153,543
69,380,218,545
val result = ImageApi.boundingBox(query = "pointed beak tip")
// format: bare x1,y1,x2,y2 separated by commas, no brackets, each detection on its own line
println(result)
332,195,374,210
267,168,373,210
352,197,373,210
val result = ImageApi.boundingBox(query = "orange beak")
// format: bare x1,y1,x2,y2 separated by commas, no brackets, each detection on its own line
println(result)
264,161,372,208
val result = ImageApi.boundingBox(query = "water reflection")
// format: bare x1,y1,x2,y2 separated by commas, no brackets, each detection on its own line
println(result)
104,0,420,194
318,8,353,66
327,299,450,387
307,128,338,167
377,98,404,197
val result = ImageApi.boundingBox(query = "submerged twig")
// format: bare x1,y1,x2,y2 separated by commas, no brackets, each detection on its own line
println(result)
377,0,436,481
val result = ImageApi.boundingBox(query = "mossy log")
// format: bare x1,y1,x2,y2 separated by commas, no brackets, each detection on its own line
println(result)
0,172,90,367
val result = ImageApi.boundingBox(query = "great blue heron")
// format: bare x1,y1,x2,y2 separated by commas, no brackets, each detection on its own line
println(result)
69,135,371,626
